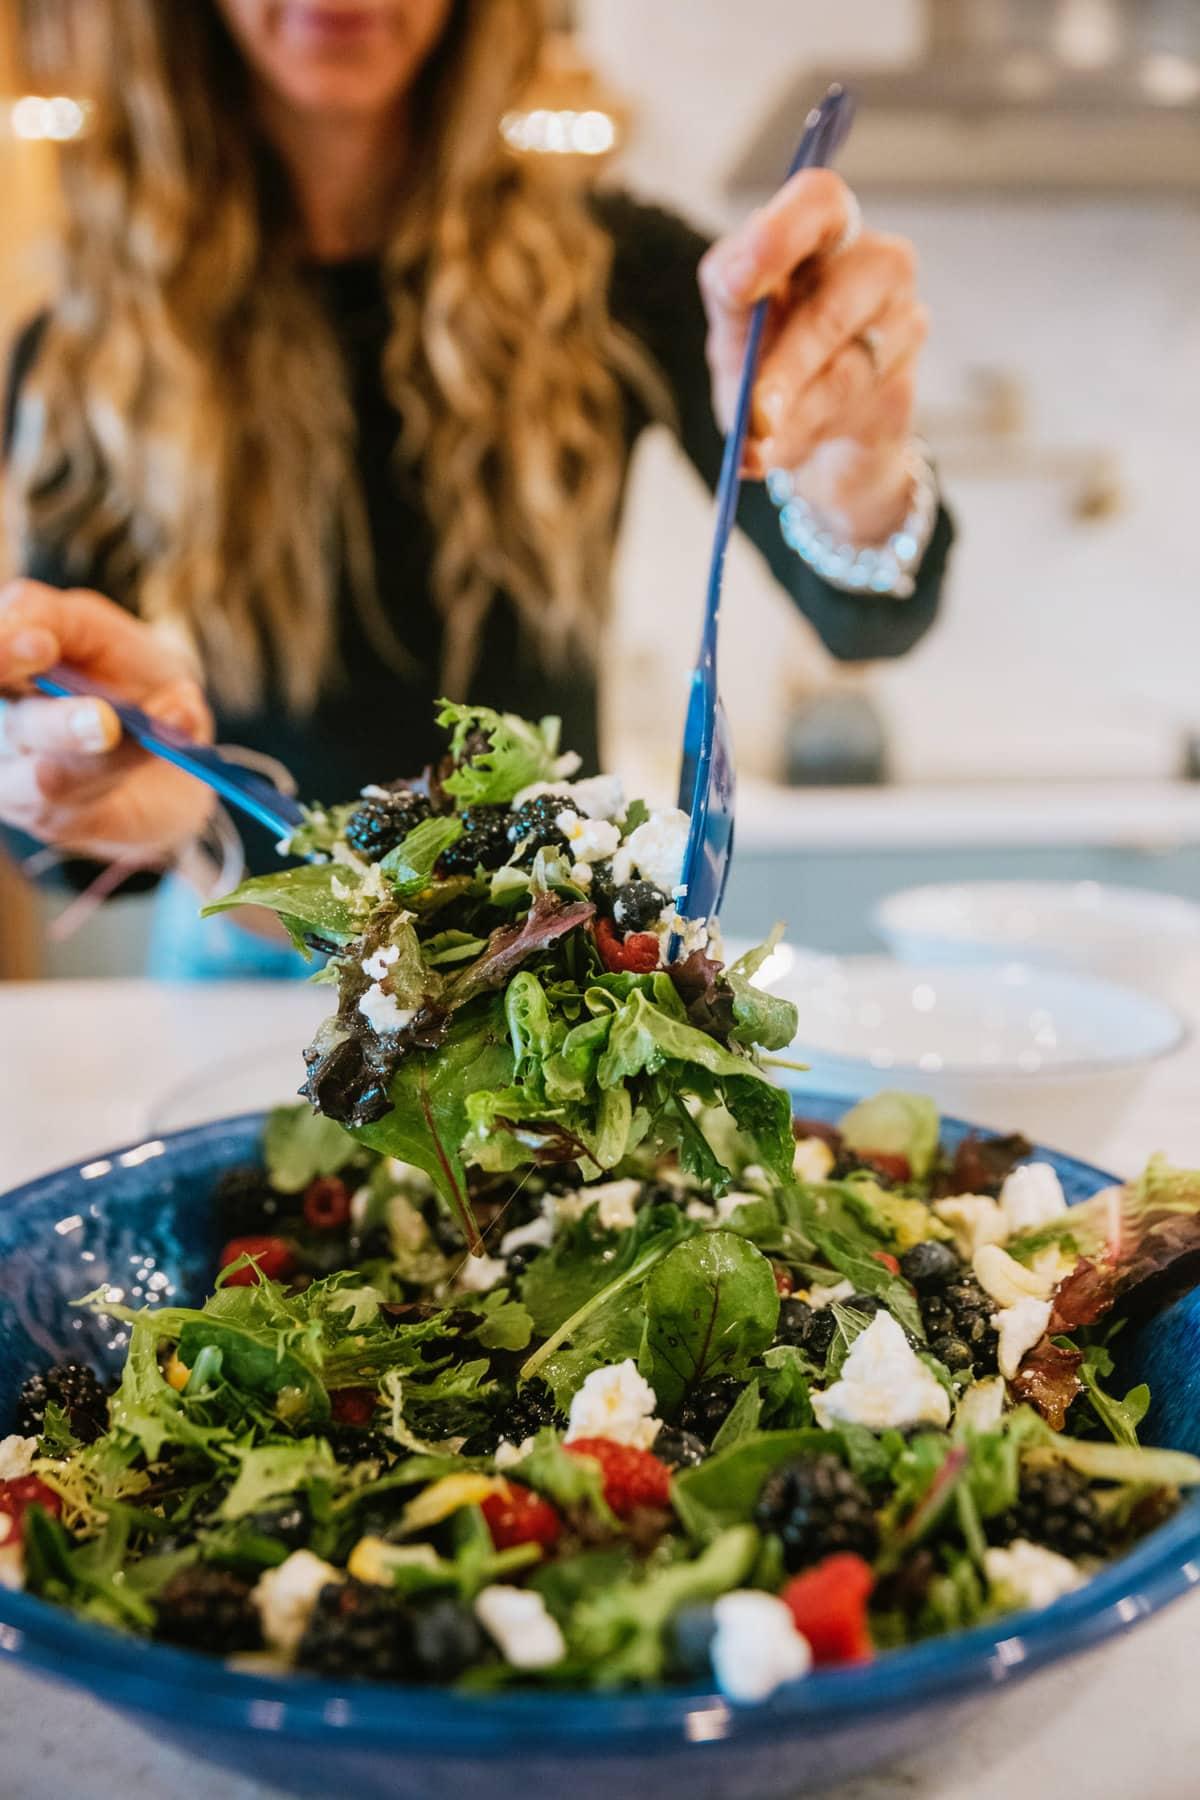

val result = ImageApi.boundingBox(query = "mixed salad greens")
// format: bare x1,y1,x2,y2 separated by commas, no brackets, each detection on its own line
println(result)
5,705,1200,1700
200,702,799,1251
5,1097,1200,1699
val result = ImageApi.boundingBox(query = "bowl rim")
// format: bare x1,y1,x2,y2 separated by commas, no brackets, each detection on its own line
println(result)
2,1104,1199,1750
873,880,1200,946
781,955,1188,1081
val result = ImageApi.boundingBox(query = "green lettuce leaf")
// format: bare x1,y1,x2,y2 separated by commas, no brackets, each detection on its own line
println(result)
380,816,464,896
840,1091,940,1181
201,863,361,951
639,1232,780,1415
436,700,562,806
263,1104,359,1193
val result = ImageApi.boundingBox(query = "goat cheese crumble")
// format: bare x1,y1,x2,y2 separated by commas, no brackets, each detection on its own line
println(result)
995,1295,1054,1379
812,1310,951,1432
0,1436,38,1482
1000,1163,1068,1235
475,1585,566,1669
565,1359,662,1449
612,808,691,894
253,1551,342,1655
933,1194,1009,1258
710,1590,812,1702
983,1539,1084,1611
358,984,416,1035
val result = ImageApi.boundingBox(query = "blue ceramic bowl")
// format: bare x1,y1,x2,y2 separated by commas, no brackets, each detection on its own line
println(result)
2,1100,1199,1800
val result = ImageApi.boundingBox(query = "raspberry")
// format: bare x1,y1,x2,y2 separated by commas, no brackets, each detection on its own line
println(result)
344,791,433,861
611,881,669,932
564,1437,671,1517
218,1235,297,1286
773,1266,795,1297
755,1454,878,1573
782,1553,875,1665
481,1482,563,1552
303,1176,352,1232
0,1475,63,1542
330,1387,378,1426
594,918,661,974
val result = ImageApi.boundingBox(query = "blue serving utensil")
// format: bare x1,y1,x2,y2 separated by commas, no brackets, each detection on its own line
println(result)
32,665,305,842
673,83,856,946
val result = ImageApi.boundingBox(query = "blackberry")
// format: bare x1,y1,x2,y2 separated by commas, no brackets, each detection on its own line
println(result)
16,1360,109,1444
653,1428,707,1470
154,1567,262,1654
612,881,669,932
989,1465,1106,1560
438,805,512,876
755,1454,879,1573
297,1579,415,1682
467,1378,564,1455
241,1500,310,1551
900,1240,960,1291
344,791,433,862
212,1165,289,1237
505,1243,545,1281
775,1299,837,1363
920,1276,999,1377
679,1377,743,1444
326,1424,395,1468
506,795,568,861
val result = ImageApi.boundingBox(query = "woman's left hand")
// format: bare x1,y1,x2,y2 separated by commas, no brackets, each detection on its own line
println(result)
699,170,928,546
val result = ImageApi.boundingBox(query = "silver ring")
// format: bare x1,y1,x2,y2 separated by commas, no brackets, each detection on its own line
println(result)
831,190,863,256
853,325,885,379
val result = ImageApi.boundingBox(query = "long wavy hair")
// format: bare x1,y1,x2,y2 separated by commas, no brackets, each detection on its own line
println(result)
8,0,662,712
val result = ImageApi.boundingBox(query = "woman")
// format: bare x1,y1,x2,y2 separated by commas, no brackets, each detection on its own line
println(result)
0,0,951,975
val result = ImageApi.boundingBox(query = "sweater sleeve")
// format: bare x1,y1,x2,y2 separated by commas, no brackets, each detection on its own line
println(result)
596,189,953,661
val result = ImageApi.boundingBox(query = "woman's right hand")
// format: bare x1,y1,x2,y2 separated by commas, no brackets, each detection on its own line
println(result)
0,579,215,863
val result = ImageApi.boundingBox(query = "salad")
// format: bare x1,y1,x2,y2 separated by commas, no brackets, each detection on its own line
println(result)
4,703,1200,1701
5,1100,1200,1699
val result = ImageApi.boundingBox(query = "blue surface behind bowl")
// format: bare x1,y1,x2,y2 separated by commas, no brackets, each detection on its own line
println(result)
1,1103,1199,1800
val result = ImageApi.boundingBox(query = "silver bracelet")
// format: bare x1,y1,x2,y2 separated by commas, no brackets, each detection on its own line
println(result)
766,440,940,599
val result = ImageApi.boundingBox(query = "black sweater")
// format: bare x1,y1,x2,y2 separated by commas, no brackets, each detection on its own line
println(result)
5,192,952,874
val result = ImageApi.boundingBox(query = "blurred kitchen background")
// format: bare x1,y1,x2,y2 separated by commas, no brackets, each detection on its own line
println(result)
2,0,1199,976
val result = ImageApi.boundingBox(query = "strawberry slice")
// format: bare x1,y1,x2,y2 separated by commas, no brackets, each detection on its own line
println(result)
303,1176,352,1231
781,1552,875,1666
481,1482,563,1552
218,1235,297,1286
564,1437,671,1517
0,1475,63,1544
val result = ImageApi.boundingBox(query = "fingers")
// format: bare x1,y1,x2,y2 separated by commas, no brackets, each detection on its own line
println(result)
0,693,121,758
143,676,214,746
0,579,196,697
700,169,856,310
750,292,928,472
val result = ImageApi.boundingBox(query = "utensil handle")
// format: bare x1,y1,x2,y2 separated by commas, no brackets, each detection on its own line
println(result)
32,667,305,840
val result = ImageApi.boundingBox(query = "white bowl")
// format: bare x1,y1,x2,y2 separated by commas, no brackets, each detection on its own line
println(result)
764,952,1186,1155
874,881,1200,998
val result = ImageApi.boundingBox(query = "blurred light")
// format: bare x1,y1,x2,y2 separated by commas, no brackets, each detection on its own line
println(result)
1140,53,1200,106
500,105,617,157
8,93,87,140
999,52,1056,99
1054,0,1121,71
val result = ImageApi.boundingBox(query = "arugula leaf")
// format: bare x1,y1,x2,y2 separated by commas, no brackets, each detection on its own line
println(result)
355,999,516,1252
639,1232,780,1414
840,1091,940,1181
709,1378,762,1452
568,1526,759,1685
202,864,360,950
436,701,562,806
263,1104,358,1193
380,816,464,896
1077,1345,1151,1449
220,1439,340,1520
671,1429,831,1539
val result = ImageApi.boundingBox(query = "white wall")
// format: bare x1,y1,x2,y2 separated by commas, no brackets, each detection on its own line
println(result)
583,0,1200,789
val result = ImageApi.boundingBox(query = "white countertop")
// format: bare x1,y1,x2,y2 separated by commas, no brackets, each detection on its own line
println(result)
1,976,1199,1800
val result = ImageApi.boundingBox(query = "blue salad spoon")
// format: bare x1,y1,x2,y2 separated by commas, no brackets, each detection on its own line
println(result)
32,665,305,841
672,84,856,949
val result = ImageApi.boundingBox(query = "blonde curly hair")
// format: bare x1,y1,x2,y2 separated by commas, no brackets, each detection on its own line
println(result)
7,0,663,712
